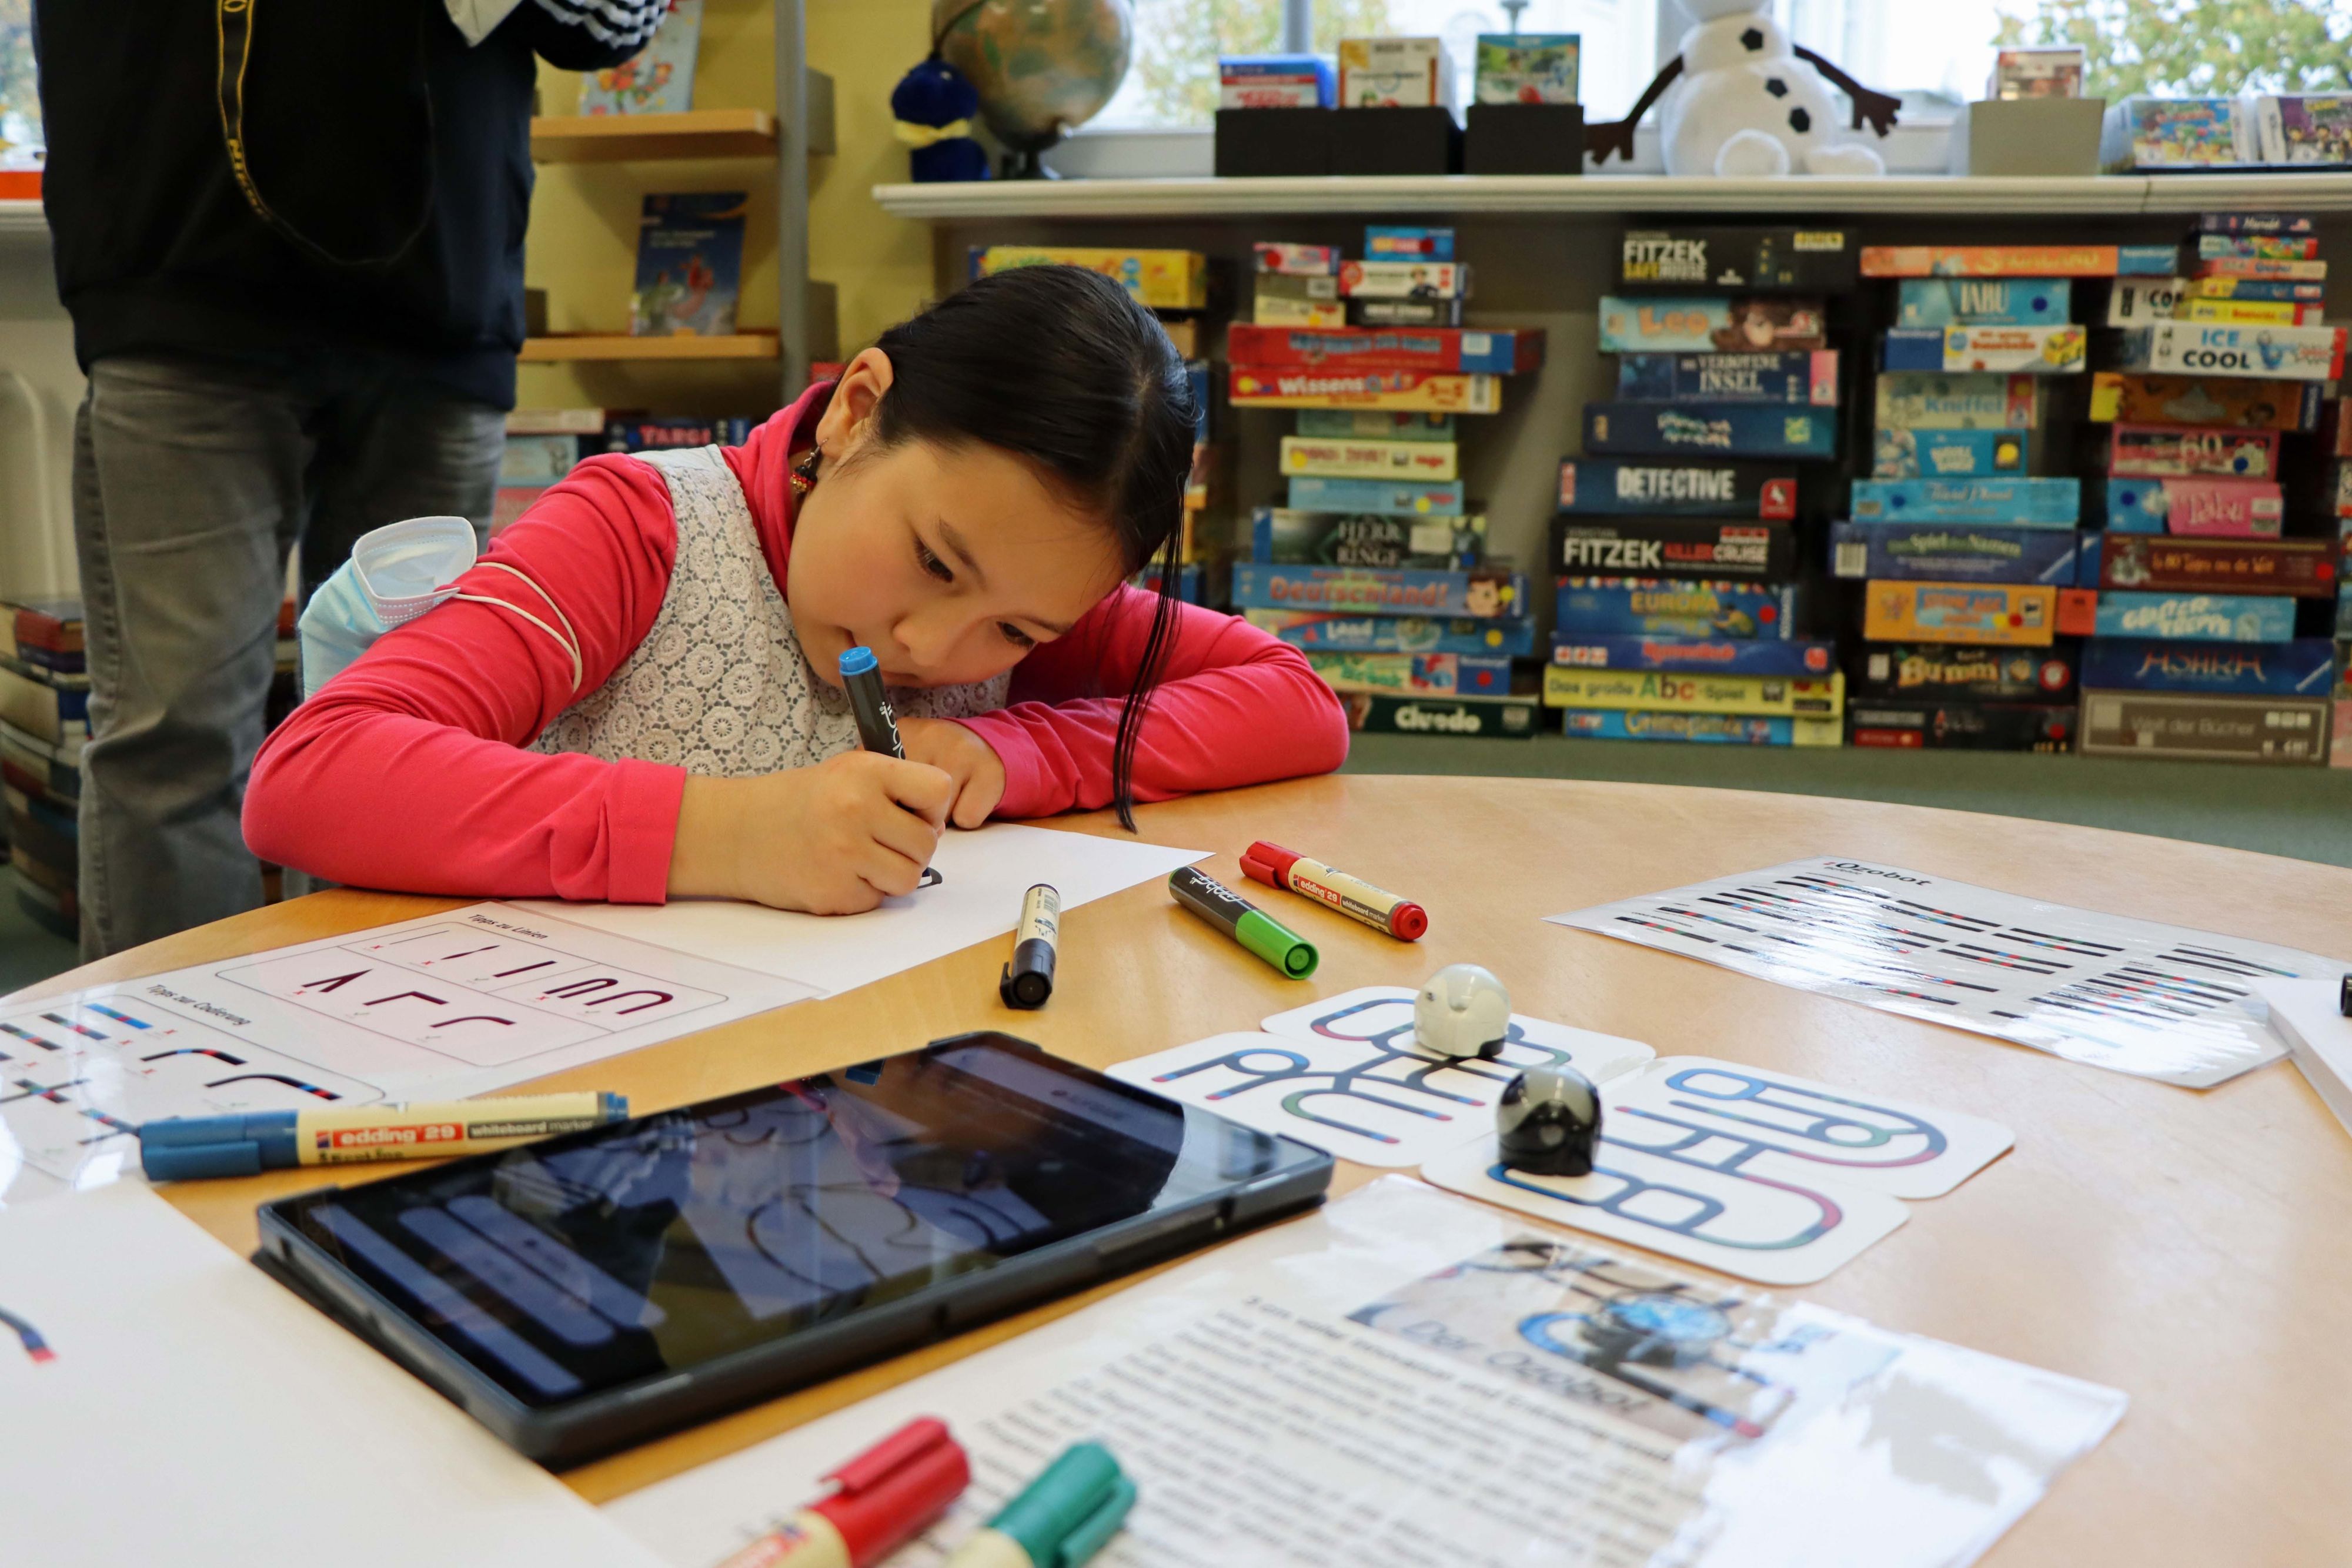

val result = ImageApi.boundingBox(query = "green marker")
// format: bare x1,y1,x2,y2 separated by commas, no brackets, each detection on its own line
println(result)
1169,865,1319,979
940,1441,1135,1568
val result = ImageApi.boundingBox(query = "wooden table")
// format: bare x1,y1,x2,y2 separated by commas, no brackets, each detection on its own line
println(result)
38,777,2352,1567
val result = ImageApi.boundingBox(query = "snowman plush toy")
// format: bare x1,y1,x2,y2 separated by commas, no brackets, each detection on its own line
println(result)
1588,0,1902,178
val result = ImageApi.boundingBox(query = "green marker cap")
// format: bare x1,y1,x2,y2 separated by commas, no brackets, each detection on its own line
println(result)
1236,908,1319,978
988,1442,1135,1568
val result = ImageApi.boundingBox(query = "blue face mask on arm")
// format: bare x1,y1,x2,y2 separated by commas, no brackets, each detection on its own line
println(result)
299,515,582,700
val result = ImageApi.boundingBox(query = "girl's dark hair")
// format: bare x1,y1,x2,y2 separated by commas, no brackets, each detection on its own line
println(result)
867,265,1200,829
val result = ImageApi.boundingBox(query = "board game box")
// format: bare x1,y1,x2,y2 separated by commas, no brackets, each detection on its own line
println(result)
2109,424,2278,480
2175,297,2327,326
2195,233,2321,261
1880,325,2087,374
1616,351,1838,405
1256,294,1348,328
1253,240,1342,274
1366,226,1454,260
1548,634,1836,677
1847,701,2076,751
2110,322,2347,381
1338,36,1455,108
1541,666,1844,717
1830,522,2087,585
977,246,1208,310
2092,591,2297,642
1232,563,1526,618
1555,578,1795,639
1253,509,1486,569
2196,212,2316,235
1850,477,2080,526
1473,32,1579,103
1618,229,1856,292
1337,260,1471,300
2099,95,2261,170
2190,256,2328,281
1294,410,1454,441
1550,519,1793,581
1873,372,2041,430
1863,581,2057,646
2085,534,2333,596
1350,297,1466,327
2087,372,2320,429
1860,245,2179,278
1287,476,1466,514
1870,427,2029,479
1256,272,1342,304
1558,710,1842,745
1582,404,1836,459
1247,608,1537,658
1232,369,1502,413
1227,325,1545,375
1279,436,1459,480
2079,637,2336,696
1221,56,1335,110
1308,650,1514,697
1897,278,2072,327
1556,459,1799,519
2183,275,2327,302
2078,690,2329,763
1854,644,2076,701
2103,476,2283,537
1596,296,1829,355
1342,691,1541,738
2104,278,2190,326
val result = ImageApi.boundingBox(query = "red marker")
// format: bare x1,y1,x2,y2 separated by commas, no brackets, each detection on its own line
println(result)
1240,841,1427,941
714,1417,970,1568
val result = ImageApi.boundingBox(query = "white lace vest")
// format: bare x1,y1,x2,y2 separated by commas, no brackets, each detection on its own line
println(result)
531,446,1009,774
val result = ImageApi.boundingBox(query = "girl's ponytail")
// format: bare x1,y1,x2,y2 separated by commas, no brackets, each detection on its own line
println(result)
866,265,1200,829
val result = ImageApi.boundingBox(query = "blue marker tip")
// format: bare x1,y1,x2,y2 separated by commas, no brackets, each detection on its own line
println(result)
839,646,878,677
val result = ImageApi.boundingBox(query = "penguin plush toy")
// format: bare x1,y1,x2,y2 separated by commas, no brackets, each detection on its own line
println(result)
891,57,990,183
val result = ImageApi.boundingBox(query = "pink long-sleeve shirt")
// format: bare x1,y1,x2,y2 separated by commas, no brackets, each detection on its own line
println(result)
244,386,1351,904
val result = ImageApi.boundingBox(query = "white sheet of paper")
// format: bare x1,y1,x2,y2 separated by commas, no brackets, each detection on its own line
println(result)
516,823,1205,994
2258,977,2352,1141
0,1182,664,1568
1548,856,2335,1087
0,905,813,1203
604,1179,2126,1568
1108,991,1652,1168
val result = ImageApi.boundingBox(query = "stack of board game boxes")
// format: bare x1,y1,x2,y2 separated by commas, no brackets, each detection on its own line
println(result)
1546,226,1852,747
1228,228,1546,738
0,599,85,937
971,246,1228,605
2078,213,2343,765
499,413,764,533
1836,246,2134,751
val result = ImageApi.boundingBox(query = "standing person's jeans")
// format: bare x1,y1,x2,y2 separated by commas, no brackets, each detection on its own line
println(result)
71,353,504,958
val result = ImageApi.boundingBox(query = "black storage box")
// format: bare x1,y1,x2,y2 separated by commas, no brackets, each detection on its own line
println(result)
1465,102,1584,175
1328,106,1462,176
1214,108,1332,177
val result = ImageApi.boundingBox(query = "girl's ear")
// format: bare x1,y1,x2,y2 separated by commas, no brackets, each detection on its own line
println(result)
814,347,897,460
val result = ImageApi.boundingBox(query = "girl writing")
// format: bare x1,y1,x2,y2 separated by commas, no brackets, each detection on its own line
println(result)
244,265,1351,912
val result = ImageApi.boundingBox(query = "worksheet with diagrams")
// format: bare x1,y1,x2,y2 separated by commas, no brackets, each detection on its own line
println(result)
0,824,1203,1203
607,1179,2125,1568
1548,855,2336,1088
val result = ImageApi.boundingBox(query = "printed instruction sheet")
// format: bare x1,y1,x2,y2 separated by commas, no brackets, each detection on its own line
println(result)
0,1182,666,1568
607,1179,2125,1568
1548,855,2337,1087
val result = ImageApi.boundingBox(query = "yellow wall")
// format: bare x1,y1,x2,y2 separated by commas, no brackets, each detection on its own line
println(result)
518,0,934,416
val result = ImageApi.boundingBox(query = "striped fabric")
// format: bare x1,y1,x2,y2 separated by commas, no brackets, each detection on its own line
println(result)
527,0,670,51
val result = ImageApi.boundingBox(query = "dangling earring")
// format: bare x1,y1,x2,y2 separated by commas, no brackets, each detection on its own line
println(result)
789,444,822,499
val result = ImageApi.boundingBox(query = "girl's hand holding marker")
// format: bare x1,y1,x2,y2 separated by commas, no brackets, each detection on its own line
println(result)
669,753,953,916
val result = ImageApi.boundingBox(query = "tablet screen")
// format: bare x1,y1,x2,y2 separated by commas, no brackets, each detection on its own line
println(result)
270,1037,1317,1406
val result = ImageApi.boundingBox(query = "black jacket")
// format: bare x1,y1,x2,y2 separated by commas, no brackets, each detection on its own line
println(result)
35,0,652,409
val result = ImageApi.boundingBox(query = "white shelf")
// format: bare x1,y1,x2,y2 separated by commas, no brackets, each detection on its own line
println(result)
873,170,2352,221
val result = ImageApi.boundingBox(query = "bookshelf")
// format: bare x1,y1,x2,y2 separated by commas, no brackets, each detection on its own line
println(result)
519,332,781,362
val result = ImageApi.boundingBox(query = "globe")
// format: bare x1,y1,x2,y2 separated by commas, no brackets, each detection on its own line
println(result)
933,0,1132,177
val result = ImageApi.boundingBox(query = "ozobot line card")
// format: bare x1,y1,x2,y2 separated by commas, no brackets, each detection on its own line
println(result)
1830,522,2089,586
2080,637,2336,696
2087,372,2320,430
1554,577,1795,639
1549,518,1795,581
1618,228,1856,292
1616,351,1838,406
2103,477,2283,537
1582,403,1836,459
1596,296,1829,355
1555,459,1798,520
1850,477,2080,527
2085,534,2334,597
1556,708,1842,745
1846,702,2075,752
2092,591,2297,643
1548,634,1837,677
1874,372,2040,431
1541,666,1844,717
1855,644,2076,701
1897,278,2073,328
1247,608,1538,658
1870,426,2029,479
1252,509,1487,569
1287,476,1466,515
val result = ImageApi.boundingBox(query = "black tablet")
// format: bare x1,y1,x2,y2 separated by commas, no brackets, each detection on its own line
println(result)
255,1032,1331,1465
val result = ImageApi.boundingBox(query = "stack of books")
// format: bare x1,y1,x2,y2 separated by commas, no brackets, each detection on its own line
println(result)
0,599,85,936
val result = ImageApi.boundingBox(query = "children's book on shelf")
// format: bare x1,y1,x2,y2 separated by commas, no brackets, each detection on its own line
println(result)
630,193,745,337
578,0,702,115
1473,34,1579,104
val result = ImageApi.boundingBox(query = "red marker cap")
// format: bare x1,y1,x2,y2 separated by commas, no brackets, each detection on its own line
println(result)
1240,841,1297,889
808,1417,971,1567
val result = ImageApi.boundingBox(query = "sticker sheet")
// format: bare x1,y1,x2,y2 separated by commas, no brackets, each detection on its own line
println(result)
1109,986,1653,1167
1421,1057,2012,1285
1548,855,2335,1087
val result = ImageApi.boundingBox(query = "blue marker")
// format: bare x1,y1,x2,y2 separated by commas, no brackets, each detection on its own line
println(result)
839,646,943,888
